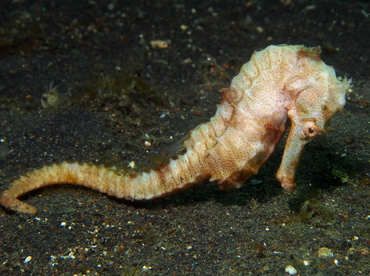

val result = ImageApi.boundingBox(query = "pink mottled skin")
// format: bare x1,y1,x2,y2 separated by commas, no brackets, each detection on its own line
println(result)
0,45,351,215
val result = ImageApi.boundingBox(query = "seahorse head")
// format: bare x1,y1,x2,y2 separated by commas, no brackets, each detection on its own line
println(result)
286,47,351,141
276,45,352,191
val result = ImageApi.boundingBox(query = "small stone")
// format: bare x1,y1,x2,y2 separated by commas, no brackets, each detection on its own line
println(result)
318,247,334,257
24,256,32,263
180,24,189,31
150,40,168,49
285,265,297,275
128,161,136,168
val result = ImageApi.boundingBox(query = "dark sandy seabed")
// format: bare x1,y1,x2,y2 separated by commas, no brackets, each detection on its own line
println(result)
0,0,369,275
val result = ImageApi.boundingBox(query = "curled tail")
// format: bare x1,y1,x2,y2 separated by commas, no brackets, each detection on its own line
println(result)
1,152,207,215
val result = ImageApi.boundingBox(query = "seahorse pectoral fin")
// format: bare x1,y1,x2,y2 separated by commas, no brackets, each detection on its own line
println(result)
276,125,307,191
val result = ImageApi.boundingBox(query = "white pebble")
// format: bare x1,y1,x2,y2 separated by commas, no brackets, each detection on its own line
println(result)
285,265,297,275
24,256,32,263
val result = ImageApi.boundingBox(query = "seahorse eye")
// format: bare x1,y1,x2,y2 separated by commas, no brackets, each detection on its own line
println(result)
303,122,320,139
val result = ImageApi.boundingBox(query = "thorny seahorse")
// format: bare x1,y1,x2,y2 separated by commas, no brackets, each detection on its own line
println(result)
0,45,351,215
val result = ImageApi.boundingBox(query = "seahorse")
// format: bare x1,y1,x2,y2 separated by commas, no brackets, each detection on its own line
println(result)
0,45,351,215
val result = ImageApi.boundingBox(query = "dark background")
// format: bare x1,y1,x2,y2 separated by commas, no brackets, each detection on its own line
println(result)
1,0,369,275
